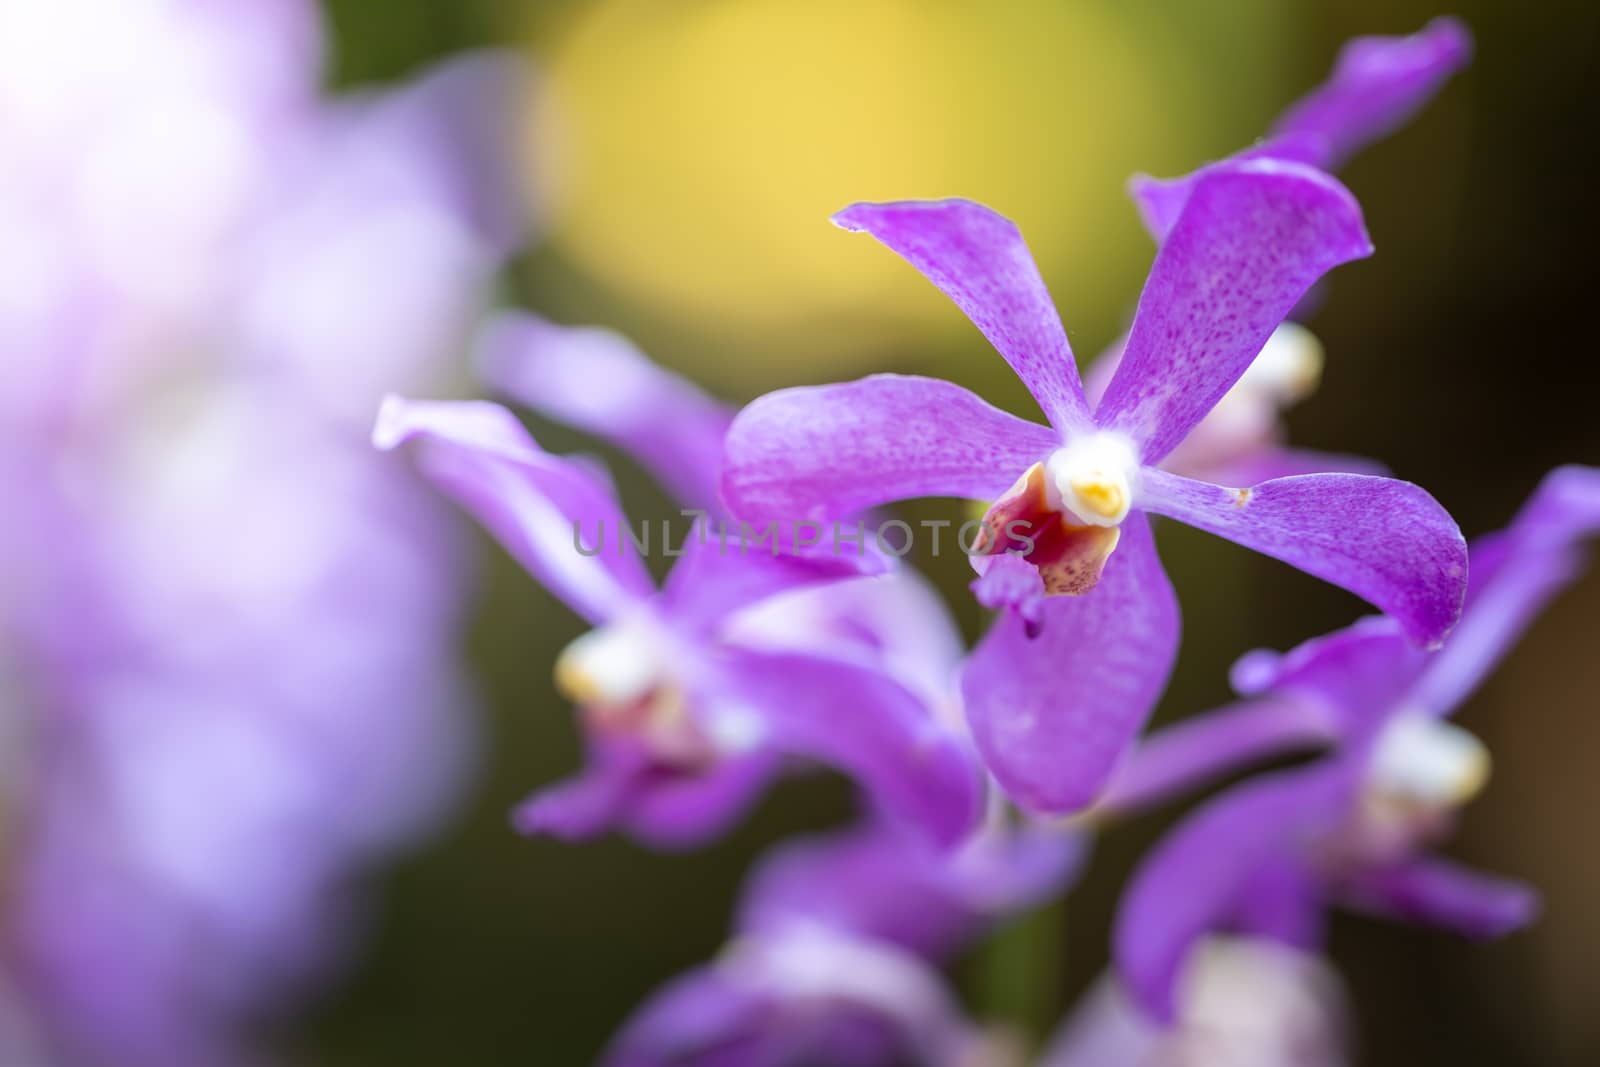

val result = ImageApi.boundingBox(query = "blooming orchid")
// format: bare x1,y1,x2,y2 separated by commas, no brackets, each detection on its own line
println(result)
605,814,1082,1067
376,394,982,848
722,161,1468,814
1086,17,1474,487
1111,465,1600,1022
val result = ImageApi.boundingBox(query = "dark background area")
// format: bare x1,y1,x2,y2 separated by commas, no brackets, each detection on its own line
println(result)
301,2,1600,1063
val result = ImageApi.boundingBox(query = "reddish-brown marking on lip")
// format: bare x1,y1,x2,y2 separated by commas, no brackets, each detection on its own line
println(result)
974,463,1121,596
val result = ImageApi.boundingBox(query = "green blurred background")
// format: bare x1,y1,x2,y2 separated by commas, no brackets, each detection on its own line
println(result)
302,1,1600,1063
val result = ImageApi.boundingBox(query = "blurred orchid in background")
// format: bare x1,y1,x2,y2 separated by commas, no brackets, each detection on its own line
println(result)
376,327,984,849
0,0,531,1061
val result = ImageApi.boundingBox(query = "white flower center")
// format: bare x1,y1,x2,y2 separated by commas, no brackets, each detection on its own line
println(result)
554,616,670,709
1045,432,1140,527
1366,713,1490,810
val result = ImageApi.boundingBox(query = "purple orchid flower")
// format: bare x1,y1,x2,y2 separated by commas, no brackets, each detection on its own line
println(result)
1042,937,1349,1067
1084,18,1474,487
376,396,983,848
604,814,1082,1067
1,2,531,1061
721,161,1468,815
1109,465,1600,1023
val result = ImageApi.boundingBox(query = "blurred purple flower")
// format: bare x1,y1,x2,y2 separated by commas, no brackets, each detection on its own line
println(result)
722,162,1467,815
604,814,1083,1067
1089,18,1473,486
1110,465,1600,1022
1043,938,1349,1067
376,395,983,848
0,0,532,1062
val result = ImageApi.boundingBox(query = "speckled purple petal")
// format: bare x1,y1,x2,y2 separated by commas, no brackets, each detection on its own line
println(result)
1115,767,1349,1023
1139,468,1466,647
1096,161,1372,464
374,396,654,623
833,199,1093,435
961,513,1179,814
1408,465,1600,715
1271,18,1474,171
716,649,983,847
1338,858,1539,938
1098,695,1340,816
721,374,1059,523
478,312,733,511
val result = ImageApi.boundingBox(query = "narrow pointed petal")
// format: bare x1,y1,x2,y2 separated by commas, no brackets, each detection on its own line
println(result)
1409,464,1600,715
478,312,733,511
833,199,1093,434
374,396,653,623
1129,19,1471,242
1139,468,1466,647
722,374,1059,523
1097,696,1340,816
1339,858,1539,938
717,651,983,847
961,513,1180,814
1097,161,1373,465
1115,768,1348,1023
1271,18,1474,171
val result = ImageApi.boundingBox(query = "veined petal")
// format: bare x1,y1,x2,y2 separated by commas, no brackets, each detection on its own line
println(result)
1139,468,1466,647
1408,464,1600,715
1097,160,1373,465
962,513,1180,814
1338,857,1539,938
721,374,1059,523
833,199,1093,434
478,312,732,512
374,396,653,624
1114,768,1348,1023
1271,17,1474,172
1097,695,1340,816
717,650,984,847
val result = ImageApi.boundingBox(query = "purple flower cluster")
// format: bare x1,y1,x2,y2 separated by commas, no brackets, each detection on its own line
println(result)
1,1,529,1062
382,16,1599,1064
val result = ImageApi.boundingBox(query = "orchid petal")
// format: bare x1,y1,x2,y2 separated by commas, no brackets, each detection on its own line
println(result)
374,396,653,624
1097,160,1373,464
962,513,1179,814
1409,465,1600,715
833,199,1093,434
1115,768,1347,1023
717,650,983,847
722,374,1059,523
1098,695,1339,816
1271,17,1474,171
1339,858,1539,938
1129,19,1470,242
661,520,886,637
478,312,732,511
738,821,1084,961
1139,467,1466,647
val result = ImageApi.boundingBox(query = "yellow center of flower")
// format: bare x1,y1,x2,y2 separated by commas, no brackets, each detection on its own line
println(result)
1045,431,1139,527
